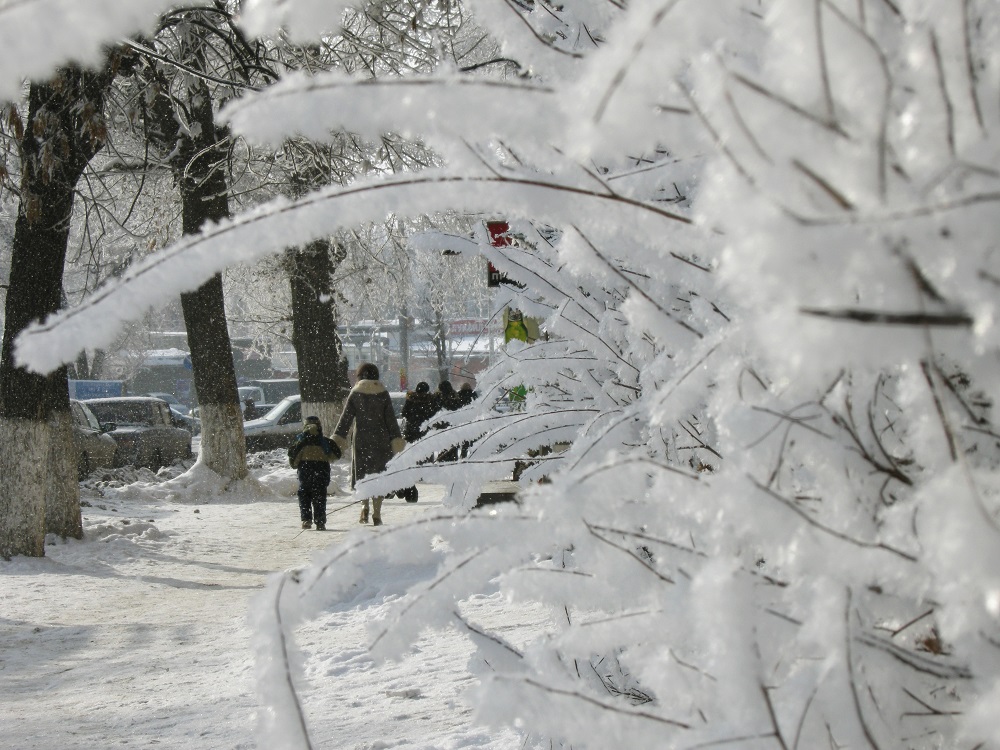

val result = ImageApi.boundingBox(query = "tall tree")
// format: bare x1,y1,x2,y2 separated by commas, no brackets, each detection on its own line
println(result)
135,2,286,479
175,78,247,479
0,62,116,557
143,33,248,479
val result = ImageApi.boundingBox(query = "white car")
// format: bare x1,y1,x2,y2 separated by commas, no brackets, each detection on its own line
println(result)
243,395,303,451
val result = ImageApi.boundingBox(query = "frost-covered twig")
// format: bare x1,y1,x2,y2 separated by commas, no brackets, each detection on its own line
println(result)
750,478,918,562
493,674,692,729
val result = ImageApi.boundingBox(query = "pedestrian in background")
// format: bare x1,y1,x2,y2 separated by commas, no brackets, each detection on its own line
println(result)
458,382,477,407
398,381,438,503
457,382,478,457
333,363,405,526
433,380,462,461
288,415,340,530
243,397,259,421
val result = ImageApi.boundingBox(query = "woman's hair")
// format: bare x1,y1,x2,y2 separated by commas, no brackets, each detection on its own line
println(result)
416,381,430,394
438,380,455,394
356,362,380,381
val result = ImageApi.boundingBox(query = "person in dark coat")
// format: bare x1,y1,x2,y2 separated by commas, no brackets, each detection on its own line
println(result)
436,380,462,413
457,383,477,457
397,381,439,503
433,380,463,461
458,382,478,407
288,416,341,530
333,363,405,526
243,398,259,421
401,381,439,442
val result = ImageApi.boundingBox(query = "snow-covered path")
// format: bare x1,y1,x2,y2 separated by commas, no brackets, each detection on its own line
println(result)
0,460,484,750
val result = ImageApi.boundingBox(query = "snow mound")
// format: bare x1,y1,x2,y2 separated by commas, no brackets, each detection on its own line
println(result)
85,519,169,543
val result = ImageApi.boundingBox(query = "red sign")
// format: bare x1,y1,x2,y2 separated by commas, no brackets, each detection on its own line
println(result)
486,221,510,287
487,221,511,246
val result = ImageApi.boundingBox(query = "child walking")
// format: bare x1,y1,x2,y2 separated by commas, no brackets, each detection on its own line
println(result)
289,415,341,530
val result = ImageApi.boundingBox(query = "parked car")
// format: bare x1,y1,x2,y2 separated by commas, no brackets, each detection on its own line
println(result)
144,391,185,409
245,378,299,412
84,397,193,470
242,391,404,453
145,393,200,434
243,395,303,452
70,399,117,479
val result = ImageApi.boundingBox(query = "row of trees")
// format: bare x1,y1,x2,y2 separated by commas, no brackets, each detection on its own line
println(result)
4,0,1000,748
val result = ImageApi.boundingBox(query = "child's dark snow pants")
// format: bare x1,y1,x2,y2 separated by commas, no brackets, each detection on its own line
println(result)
297,461,331,525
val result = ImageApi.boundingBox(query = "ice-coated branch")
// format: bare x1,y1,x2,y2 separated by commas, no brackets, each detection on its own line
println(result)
252,572,315,750
0,0,190,100
15,168,693,374
799,308,973,327
845,595,888,750
584,520,677,585
591,0,684,124
492,674,693,730
369,549,486,650
749,478,918,562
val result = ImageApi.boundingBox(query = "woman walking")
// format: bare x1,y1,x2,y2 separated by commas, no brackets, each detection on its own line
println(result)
332,363,405,525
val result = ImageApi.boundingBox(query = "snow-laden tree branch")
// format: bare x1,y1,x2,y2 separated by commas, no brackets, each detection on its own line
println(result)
14,166,694,373
0,0,194,100
9,0,1000,747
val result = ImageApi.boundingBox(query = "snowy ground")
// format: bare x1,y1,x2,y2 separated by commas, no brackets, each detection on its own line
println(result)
0,450,528,750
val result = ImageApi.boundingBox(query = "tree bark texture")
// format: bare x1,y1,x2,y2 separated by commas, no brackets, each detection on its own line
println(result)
46,409,81,539
0,421,48,559
0,67,112,556
288,239,349,428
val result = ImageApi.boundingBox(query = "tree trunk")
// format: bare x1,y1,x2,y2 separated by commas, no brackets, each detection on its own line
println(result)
288,239,349,428
0,420,48,559
434,308,450,384
182,276,246,478
399,307,410,391
0,68,110,557
176,79,247,481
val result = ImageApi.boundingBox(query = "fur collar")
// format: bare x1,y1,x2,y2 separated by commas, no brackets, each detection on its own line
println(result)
352,379,387,395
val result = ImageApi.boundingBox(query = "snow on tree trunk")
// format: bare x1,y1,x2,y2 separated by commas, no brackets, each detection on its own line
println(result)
45,409,82,539
0,420,47,559
182,275,247,480
197,401,249,478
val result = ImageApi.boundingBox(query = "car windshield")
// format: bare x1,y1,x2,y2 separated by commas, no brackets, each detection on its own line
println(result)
87,401,155,426
147,392,179,406
78,403,102,431
71,401,103,431
238,386,264,403
263,399,293,421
